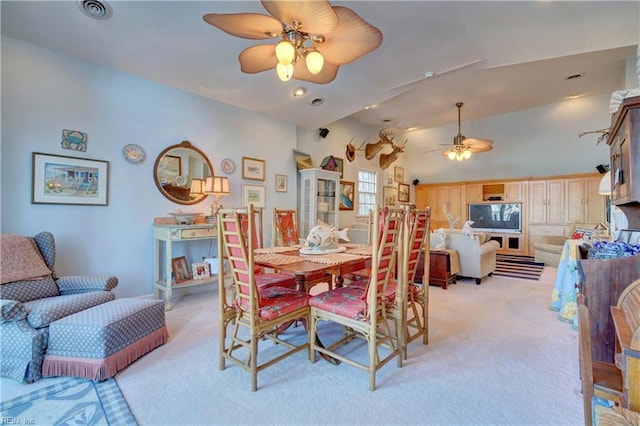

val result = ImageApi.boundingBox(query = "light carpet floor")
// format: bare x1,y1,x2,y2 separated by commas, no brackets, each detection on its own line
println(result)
2,266,583,425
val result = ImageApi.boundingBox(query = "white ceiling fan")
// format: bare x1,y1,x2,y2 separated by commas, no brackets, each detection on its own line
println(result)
426,102,494,161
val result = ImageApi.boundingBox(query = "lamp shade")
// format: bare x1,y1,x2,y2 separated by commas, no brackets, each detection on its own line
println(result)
190,178,204,195
205,176,230,195
598,170,612,195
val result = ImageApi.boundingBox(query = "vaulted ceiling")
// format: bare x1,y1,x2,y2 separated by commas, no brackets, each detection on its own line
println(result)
2,1,638,134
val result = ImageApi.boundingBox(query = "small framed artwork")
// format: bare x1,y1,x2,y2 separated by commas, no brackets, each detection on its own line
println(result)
171,256,191,284
339,181,355,210
398,183,410,203
293,150,313,170
242,157,265,181
242,184,266,208
335,157,344,178
394,166,405,183
275,174,288,192
191,262,211,280
61,129,88,152
32,152,109,206
383,186,398,208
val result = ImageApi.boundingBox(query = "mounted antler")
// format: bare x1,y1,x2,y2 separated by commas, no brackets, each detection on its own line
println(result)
345,137,367,162
379,139,408,170
365,130,394,160
578,128,609,145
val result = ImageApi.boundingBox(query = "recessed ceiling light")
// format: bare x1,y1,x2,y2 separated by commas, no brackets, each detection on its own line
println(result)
423,71,435,78
292,87,306,97
310,97,324,107
76,0,111,19
565,73,584,81
567,92,585,99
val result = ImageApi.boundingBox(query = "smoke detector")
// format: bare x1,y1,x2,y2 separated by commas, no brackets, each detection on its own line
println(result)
76,0,112,20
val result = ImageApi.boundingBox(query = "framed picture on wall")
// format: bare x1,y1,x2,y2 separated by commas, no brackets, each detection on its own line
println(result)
394,166,405,182
275,174,287,192
383,186,398,208
242,184,266,208
32,152,109,206
339,181,355,210
398,183,410,203
242,157,265,181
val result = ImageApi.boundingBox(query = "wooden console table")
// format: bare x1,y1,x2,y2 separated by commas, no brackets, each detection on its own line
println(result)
153,218,218,311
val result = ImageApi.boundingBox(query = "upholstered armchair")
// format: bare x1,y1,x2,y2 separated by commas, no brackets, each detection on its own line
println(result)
0,232,118,383
429,229,500,284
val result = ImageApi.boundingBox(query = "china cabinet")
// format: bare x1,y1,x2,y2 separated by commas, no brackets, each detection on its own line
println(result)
298,168,340,238
153,220,217,311
608,95,640,229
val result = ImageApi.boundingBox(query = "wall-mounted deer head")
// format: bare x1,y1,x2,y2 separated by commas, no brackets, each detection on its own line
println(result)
379,139,408,170
365,130,394,160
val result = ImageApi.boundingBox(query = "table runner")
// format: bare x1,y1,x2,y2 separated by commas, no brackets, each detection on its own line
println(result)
301,253,364,265
254,246,300,255
254,253,304,265
346,247,372,256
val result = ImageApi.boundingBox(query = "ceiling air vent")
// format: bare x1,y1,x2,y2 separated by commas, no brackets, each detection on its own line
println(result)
77,0,112,20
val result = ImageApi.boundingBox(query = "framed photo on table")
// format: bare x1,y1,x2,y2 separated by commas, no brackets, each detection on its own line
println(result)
242,157,265,181
242,184,266,208
171,256,191,284
32,152,109,206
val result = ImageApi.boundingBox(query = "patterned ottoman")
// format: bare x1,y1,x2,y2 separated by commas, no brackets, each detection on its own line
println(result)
42,298,169,381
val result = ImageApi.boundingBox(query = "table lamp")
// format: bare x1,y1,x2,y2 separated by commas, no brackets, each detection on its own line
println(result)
204,176,230,218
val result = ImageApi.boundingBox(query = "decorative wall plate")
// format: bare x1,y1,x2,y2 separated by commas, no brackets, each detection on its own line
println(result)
221,158,235,174
123,144,145,163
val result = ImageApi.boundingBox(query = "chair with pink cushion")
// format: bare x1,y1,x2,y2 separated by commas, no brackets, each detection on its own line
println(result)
217,205,311,391
309,205,403,390
273,207,332,291
349,207,431,358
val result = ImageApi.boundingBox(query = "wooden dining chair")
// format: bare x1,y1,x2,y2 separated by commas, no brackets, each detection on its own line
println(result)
309,205,403,391
217,205,311,391
577,293,625,426
351,207,431,358
273,208,299,247
272,207,332,291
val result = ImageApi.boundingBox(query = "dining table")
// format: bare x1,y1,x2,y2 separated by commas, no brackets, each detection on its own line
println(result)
253,244,373,292
253,243,373,365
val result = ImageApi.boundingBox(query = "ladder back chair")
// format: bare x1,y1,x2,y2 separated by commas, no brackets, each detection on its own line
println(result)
577,293,625,426
217,205,311,391
350,207,431,358
272,207,332,291
309,205,403,391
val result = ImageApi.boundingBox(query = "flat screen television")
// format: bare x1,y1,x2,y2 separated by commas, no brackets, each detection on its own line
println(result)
467,202,522,233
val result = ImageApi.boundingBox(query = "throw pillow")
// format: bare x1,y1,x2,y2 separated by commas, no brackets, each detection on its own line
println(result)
0,299,27,322
0,234,52,284
595,405,640,426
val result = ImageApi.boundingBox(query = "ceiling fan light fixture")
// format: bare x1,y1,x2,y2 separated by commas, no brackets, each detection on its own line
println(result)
447,150,456,160
275,40,295,65
463,149,472,159
276,63,294,81
305,50,324,74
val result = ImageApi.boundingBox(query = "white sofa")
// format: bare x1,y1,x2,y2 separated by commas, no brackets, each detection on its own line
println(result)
429,229,500,285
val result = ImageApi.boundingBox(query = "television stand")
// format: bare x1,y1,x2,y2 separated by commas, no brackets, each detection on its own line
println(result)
485,231,524,255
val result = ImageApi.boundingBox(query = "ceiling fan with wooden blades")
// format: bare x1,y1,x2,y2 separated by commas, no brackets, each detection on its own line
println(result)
433,102,494,161
202,1,383,84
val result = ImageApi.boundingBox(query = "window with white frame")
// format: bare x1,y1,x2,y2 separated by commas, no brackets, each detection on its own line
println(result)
357,169,377,216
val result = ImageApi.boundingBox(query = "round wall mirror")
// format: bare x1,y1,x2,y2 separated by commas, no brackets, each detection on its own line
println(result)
153,140,213,205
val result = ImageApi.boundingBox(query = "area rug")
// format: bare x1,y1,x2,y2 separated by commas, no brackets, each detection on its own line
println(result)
494,254,545,280
1,377,137,425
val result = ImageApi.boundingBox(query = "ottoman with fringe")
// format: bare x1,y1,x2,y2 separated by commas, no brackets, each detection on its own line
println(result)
43,298,168,381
